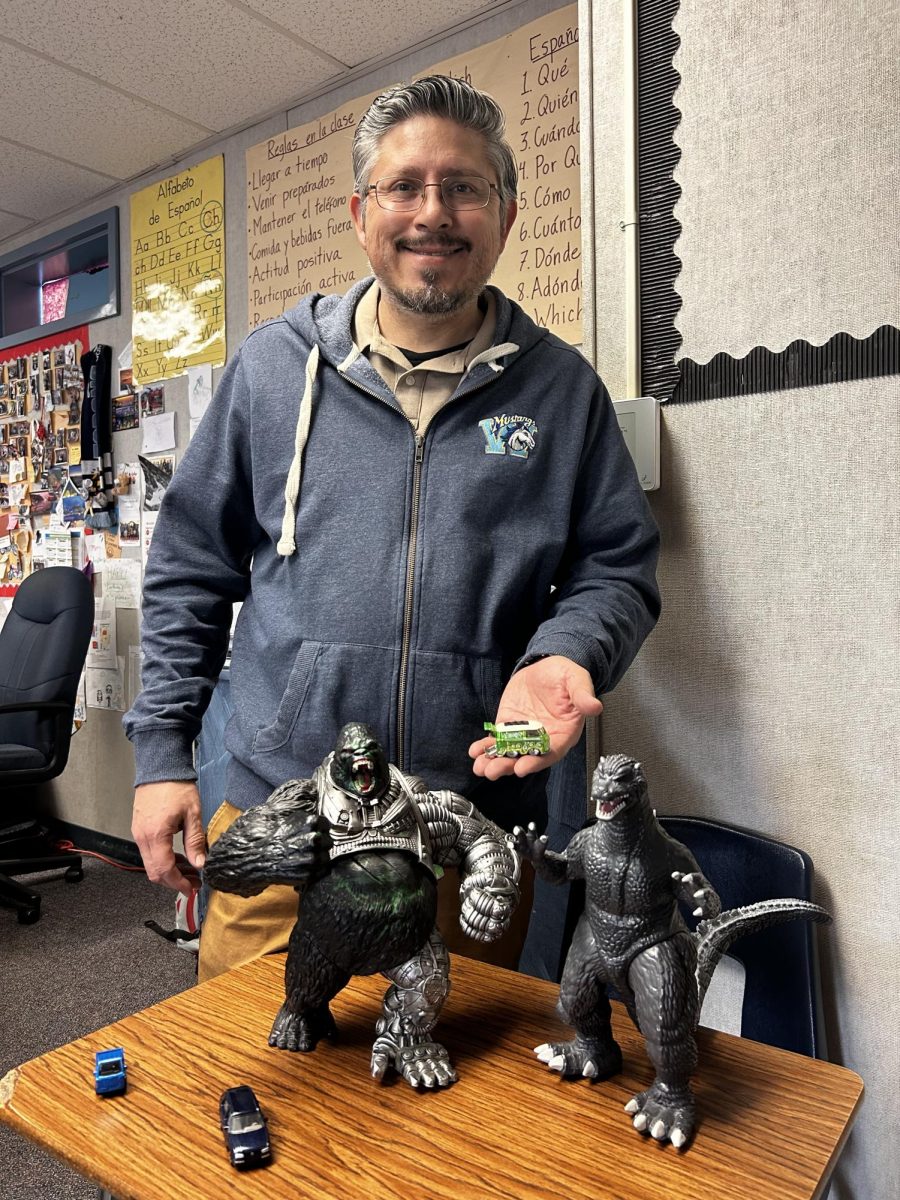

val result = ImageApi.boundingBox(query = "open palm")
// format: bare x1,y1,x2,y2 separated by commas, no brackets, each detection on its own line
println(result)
469,656,603,779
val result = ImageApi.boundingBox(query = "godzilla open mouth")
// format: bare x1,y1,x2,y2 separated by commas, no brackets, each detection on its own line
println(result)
596,797,627,821
351,756,376,795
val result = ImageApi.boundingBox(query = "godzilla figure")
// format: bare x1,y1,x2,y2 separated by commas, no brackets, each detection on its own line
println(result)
204,722,520,1089
514,753,831,1149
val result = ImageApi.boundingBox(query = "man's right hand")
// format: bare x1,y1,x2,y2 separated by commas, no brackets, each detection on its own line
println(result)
132,781,207,896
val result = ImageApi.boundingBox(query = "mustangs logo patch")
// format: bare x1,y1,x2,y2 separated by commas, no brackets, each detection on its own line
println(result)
478,414,539,459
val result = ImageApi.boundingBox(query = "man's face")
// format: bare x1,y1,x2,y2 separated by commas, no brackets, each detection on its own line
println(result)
349,116,517,317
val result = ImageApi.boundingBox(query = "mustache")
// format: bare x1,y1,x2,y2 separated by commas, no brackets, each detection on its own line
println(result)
396,234,470,252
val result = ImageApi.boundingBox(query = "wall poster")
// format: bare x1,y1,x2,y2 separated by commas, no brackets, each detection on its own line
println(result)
246,4,580,342
131,155,226,385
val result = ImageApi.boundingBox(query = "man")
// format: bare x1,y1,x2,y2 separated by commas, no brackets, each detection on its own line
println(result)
124,75,660,982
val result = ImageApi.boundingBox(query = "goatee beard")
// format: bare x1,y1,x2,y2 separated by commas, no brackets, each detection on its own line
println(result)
385,270,477,315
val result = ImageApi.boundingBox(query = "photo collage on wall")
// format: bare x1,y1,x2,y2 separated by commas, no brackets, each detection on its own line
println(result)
0,337,88,582
0,329,184,593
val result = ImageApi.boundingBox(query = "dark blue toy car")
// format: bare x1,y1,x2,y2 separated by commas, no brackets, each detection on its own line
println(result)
219,1085,271,1169
94,1048,127,1096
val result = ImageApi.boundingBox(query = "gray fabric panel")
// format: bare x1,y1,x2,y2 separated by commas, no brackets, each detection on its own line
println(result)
672,0,899,362
601,376,899,1200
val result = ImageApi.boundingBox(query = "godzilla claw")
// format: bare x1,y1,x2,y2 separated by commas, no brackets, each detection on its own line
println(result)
512,823,548,862
533,1037,622,1080
626,1084,696,1149
672,870,721,920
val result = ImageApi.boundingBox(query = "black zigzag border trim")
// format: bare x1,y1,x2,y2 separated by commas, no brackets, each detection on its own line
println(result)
636,1,900,404
637,0,683,402
673,326,900,403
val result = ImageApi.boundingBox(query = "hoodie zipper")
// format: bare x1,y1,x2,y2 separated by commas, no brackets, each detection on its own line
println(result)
394,369,503,770
396,432,425,770
340,367,501,772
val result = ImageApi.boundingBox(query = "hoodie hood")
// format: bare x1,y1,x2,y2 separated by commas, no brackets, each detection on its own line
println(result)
275,277,547,556
282,276,548,370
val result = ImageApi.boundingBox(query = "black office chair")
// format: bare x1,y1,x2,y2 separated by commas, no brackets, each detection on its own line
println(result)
0,566,95,924
561,814,827,1059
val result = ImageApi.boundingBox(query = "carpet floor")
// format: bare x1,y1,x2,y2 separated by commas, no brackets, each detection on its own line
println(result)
1,855,197,1199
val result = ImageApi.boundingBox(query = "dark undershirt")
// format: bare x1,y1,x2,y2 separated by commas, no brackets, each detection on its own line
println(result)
394,294,488,367
398,339,471,367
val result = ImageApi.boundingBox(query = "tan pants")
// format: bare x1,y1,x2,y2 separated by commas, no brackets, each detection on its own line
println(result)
198,801,534,983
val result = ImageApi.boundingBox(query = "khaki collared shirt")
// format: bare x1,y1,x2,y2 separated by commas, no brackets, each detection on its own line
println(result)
352,281,497,435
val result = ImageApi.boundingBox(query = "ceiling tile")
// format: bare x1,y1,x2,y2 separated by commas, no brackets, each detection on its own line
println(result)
241,0,495,68
0,142,115,221
0,211,34,242
7,0,342,130
0,0,518,251
0,47,212,179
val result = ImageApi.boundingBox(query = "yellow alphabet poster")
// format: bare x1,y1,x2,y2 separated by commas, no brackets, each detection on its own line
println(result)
131,155,226,385
245,4,580,342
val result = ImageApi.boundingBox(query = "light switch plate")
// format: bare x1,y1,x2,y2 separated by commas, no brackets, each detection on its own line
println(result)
612,395,660,490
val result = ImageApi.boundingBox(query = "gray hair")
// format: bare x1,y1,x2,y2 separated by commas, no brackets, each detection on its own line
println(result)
352,75,518,209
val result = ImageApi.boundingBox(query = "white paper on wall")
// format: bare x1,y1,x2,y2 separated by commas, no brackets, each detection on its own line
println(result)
87,598,117,669
102,560,142,609
118,496,141,545
85,529,108,565
141,510,159,568
86,657,126,711
188,364,213,424
72,668,87,730
140,411,176,454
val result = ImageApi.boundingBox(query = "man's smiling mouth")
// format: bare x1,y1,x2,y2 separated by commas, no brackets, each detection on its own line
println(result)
399,240,467,257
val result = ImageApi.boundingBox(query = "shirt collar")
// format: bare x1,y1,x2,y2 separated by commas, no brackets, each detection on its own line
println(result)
352,282,497,373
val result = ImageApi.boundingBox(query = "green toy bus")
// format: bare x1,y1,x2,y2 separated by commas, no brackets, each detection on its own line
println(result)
483,720,550,758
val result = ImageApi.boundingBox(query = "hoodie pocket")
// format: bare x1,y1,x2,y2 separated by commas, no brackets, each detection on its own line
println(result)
406,650,506,788
251,640,396,761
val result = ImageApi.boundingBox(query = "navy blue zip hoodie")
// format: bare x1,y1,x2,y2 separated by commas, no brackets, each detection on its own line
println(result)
124,278,660,819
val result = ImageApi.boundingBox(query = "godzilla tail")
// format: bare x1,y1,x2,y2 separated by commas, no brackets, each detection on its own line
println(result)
694,899,831,1005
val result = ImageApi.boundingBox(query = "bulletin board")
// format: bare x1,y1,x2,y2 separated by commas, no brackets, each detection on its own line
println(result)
131,155,226,385
671,1,898,365
246,4,581,342
0,325,90,586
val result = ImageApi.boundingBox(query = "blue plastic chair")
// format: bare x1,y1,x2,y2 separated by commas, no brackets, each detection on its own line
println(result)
560,814,827,1059
657,815,827,1058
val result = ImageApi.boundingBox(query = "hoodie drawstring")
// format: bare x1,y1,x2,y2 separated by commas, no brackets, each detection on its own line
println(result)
277,343,320,557
276,337,519,557
466,342,519,373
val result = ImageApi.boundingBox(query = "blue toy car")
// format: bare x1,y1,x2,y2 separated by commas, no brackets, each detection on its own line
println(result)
94,1048,127,1096
219,1085,271,1169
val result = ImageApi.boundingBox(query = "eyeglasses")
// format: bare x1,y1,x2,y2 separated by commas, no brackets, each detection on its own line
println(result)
365,175,499,212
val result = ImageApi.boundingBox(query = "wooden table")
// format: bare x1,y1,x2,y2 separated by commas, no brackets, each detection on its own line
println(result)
0,953,862,1200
